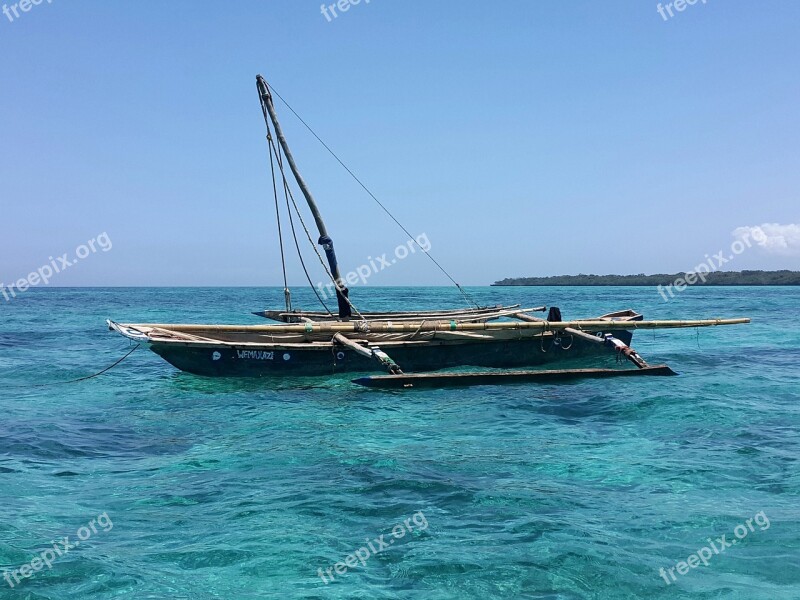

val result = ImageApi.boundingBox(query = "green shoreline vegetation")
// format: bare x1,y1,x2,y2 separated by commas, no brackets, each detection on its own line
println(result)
492,270,800,286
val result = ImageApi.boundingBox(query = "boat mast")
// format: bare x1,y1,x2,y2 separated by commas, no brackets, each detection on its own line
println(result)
256,75,352,319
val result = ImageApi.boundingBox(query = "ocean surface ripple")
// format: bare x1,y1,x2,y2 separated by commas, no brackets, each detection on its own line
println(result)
0,286,798,599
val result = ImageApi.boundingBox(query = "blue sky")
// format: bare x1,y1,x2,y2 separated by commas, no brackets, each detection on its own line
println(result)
1,0,798,287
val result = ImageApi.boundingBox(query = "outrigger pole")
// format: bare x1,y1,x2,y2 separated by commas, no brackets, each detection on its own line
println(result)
256,75,352,319
116,317,750,335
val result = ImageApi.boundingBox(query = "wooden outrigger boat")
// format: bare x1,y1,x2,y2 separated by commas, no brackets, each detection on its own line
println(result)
107,74,750,388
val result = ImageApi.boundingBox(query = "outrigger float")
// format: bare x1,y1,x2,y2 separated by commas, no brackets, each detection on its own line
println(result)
108,75,750,388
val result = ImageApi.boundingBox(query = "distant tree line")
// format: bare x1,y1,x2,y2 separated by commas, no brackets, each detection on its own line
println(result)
492,270,800,286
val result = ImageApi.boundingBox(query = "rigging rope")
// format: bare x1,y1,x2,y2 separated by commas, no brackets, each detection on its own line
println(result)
284,187,334,316
267,131,291,312
263,102,333,316
268,134,365,319
267,84,479,309
272,138,366,321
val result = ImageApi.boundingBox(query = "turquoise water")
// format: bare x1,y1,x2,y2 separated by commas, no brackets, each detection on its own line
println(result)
1,286,798,599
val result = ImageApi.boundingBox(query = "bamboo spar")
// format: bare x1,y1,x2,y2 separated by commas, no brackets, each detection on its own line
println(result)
332,333,403,374
256,75,351,318
119,317,751,335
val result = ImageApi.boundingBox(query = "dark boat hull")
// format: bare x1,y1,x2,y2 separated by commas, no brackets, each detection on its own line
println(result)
150,329,635,377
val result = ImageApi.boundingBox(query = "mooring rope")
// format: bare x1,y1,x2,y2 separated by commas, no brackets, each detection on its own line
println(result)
19,344,141,388
267,84,479,309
